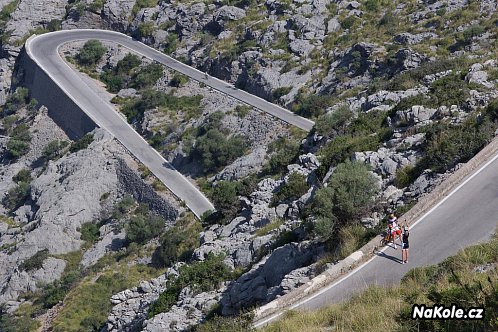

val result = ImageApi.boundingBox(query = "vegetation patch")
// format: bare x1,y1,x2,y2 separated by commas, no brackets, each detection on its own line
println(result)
120,89,203,122
153,213,202,267
271,172,309,206
100,53,141,92
70,133,94,153
149,254,234,317
77,40,106,67
19,249,50,271
188,112,247,174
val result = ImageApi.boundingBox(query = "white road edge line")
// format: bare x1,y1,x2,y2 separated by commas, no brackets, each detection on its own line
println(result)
254,150,498,328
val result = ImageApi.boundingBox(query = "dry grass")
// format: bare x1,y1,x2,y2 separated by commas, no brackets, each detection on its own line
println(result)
263,286,407,332
262,232,498,332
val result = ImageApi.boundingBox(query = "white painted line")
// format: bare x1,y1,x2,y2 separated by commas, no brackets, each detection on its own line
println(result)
254,149,498,327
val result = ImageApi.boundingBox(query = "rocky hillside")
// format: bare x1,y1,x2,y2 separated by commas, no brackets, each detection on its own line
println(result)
0,0,497,331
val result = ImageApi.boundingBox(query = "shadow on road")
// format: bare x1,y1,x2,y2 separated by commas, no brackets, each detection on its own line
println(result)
376,251,402,264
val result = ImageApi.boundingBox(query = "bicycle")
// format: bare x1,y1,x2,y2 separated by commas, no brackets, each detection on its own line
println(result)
380,231,394,247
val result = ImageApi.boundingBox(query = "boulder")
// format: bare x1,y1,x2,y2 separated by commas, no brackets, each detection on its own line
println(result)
214,6,246,22
394,32,439,45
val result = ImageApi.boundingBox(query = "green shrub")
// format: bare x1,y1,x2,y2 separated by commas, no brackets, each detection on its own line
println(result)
4,181,30,211
79,222,100,244
2,115,17,131
234,105,251,118
461,25,486,44
40,271,78,308
266,137,300,175
6,123,32,159
189,113,247,173
42,140,69,161
429,73,469,107
100,71,124,92
0,304,40,332
116,53,141,75
211,181,240,222
154,215,202,266
291,93,335,118
341,16,356,30
111,195,135,219
371,57,469,93
46,19,61,31
20,249,50,271
163,32,179,54
317,110,391,179
70,133,94,153
129,63,163,89
390,94,433,115
419,116,495,174
191,130,247,173
149,254,233,317
271,172,309,206
378,11,398,33
193,314,254,332
394,165,416,188
87,0,104,13
137,22,156,39
336,223,375,259
101,53,142,92
328,161,379,221
77,40,106,66
315,105,354,137
12,169,32,184
170,73,189,87
132,0,158,16
272,86,292,102
125,214,165,245
121,90,203,122
6,139,29,158
314,216,336,241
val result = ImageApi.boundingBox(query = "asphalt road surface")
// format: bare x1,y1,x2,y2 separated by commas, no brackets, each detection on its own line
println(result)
255,151,498,326
25,30,218,218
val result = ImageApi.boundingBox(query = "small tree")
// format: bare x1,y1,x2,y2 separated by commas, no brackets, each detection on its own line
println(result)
6,139,29,158
308,187,336,240
328,160,379,221
125,214,165,244
78,40,106,66
212,181,240,222
154,216,201,266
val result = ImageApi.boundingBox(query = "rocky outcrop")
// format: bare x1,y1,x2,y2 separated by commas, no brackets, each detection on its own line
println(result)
220,241,322,315
0,126,178,307
102,0,136,31
394,32,439,45
6,0,66,43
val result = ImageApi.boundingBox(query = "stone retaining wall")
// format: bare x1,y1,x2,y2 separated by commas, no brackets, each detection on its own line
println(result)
19,47,97,140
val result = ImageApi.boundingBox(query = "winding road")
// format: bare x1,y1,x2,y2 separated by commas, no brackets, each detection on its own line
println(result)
254,150,498,327
25,29,314,218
